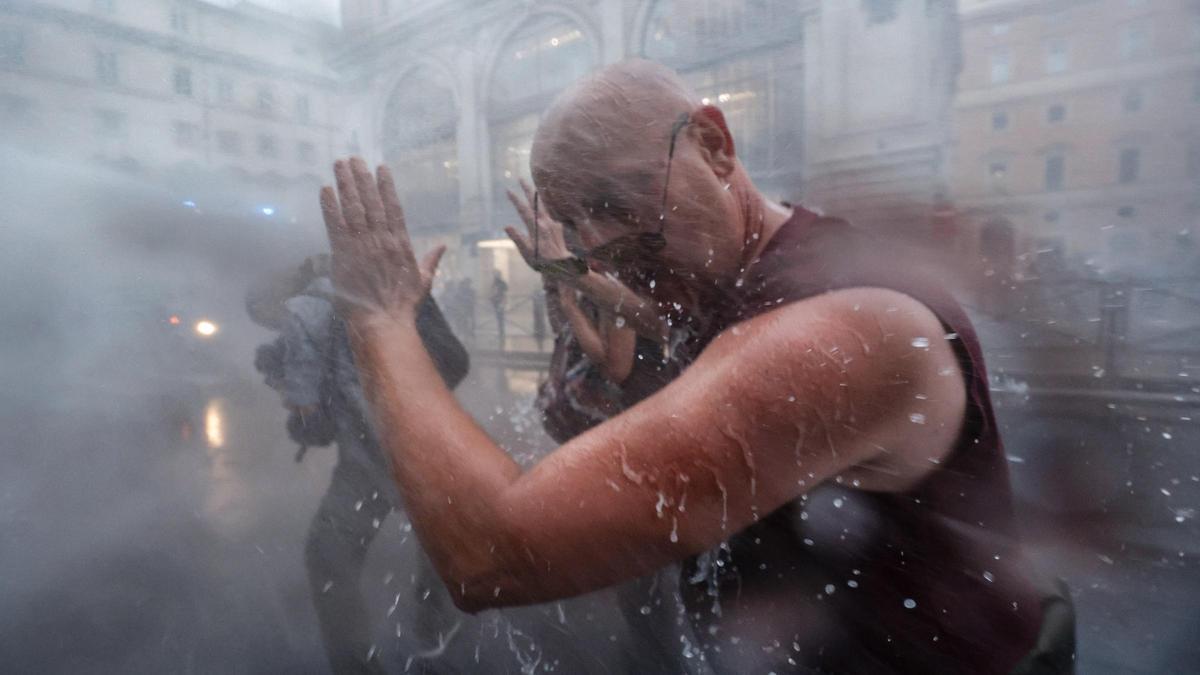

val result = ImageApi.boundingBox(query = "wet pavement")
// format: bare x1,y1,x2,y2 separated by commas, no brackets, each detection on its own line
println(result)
1,335,1198,672
0,347,681,673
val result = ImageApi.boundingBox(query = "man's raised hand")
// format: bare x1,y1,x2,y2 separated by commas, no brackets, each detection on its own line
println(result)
319,157,444,324
504,177,572,266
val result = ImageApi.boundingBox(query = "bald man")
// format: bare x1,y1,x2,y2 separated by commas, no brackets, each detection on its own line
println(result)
317,60,1074,673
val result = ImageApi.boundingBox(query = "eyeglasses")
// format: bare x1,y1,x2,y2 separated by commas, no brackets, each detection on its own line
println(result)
531,112,690,276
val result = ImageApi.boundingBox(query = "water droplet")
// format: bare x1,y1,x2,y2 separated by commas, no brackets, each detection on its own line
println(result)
983,571,995,583
911,337,930,349
824,584,835,594
903,598,917,609
847,580,859,588
833,498,844,509
909,413,927,425
640,605,652,615
614,315,626,329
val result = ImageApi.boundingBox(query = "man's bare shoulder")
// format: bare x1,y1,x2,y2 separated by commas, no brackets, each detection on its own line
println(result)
698,286,968,491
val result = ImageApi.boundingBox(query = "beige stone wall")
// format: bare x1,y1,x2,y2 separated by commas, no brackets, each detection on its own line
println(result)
950,0,1200,277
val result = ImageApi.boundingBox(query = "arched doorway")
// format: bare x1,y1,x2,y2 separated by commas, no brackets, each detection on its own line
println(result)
483,14,597,352
488,13,597,225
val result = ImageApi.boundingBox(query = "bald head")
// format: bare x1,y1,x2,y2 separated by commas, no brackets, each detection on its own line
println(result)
526,59,774,296
531,59,699,197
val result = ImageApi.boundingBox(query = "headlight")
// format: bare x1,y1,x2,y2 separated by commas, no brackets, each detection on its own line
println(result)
194,320,218,337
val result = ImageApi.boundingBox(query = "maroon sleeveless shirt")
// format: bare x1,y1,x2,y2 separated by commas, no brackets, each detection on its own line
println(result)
669,208,1045,673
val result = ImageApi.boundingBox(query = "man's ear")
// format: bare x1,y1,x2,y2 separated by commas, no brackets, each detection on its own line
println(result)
691,104,737,178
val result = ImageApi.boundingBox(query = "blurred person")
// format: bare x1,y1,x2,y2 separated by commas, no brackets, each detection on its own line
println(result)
538,279,698,673
489,270,508,349
315,59,1074,674
267,254,471,673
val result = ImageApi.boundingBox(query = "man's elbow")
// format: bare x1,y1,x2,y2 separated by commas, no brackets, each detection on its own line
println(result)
450,586,506,614
439,542,568,612
446,569,541,614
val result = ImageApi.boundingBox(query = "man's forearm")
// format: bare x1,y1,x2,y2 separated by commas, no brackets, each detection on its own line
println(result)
350,316,521,600
569,271,667,343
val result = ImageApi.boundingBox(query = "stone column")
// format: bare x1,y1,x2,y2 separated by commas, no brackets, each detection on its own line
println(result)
455,48,487,234
802,0,960,233
599,0,626,64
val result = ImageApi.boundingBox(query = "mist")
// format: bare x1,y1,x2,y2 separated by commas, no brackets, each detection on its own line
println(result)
1,0,1198,673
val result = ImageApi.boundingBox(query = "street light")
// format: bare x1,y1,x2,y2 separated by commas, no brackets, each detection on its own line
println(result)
195,319,218,337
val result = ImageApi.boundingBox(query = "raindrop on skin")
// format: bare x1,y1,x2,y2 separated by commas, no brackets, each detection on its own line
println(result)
911,337,930,349
909,413,927,425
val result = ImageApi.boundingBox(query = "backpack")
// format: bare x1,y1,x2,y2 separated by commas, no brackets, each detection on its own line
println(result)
253,299,341,461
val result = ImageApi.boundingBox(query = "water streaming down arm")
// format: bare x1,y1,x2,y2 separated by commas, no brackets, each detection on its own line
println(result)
355,285,963,611
322,160,963,611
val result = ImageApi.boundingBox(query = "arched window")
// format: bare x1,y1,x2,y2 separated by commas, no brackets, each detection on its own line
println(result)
641,0,805,192
382,69,458,232
489,15,596,223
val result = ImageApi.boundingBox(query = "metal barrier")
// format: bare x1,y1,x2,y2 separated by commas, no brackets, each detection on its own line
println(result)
469,279,1200,398
975,276,1200,389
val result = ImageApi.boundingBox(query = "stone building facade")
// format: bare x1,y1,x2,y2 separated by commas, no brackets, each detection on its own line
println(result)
331,0,960,289
0,0,342,192
951,0,1200,279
